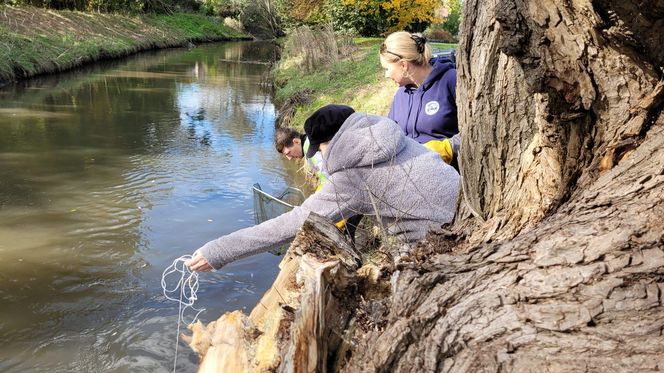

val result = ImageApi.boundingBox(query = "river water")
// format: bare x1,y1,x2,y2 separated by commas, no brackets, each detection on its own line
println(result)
0,42,310,372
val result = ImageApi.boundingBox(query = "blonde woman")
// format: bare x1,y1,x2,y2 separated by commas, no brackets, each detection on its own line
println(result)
380,31,459,166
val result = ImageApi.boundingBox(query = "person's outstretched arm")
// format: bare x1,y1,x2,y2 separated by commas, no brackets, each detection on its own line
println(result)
186,176,356,271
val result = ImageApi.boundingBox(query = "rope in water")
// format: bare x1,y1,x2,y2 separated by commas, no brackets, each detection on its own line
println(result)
161,254,205,373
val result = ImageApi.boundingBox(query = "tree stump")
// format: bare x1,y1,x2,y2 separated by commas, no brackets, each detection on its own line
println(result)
186,213,362,372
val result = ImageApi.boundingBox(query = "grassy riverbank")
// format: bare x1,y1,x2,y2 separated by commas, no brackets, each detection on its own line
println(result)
0,6,249,84
272,38,394,130
272,38,457,131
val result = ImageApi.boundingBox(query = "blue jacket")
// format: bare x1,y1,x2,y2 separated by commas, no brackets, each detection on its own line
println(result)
388,57,458,144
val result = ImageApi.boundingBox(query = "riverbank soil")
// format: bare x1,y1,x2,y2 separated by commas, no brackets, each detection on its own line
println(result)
0,6,248,83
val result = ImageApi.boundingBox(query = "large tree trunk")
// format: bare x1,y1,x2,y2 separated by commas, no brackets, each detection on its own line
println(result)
457,0,663,241
344,122,664,371
188,0,664,371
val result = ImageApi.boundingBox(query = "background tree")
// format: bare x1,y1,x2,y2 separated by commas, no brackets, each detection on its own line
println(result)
278,0,329,28
424,0,462,44
239,0,283,38
335,0,442,35
200,0,243,17
427,0,462,40
441,0,461,36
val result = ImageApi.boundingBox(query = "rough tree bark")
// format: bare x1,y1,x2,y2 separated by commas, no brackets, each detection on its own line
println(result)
458,0,663,241
188,0,664,371
342,0,664,371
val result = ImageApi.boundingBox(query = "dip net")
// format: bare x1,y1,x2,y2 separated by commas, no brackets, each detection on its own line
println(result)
252,183,306,255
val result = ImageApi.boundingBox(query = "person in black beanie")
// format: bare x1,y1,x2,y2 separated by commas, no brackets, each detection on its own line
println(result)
303,104,356,158
185,104,459,272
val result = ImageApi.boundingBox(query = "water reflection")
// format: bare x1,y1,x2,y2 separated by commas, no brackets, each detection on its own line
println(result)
0,41,307,372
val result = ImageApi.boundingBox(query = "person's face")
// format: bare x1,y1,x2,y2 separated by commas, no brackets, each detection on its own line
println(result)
281,138,303,160
380,55,409,86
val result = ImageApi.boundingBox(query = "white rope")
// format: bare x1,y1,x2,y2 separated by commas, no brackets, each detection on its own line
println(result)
161,254,205,372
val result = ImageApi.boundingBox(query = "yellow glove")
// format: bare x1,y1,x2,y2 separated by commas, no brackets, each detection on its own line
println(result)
423,139,454,164
335,219,347,229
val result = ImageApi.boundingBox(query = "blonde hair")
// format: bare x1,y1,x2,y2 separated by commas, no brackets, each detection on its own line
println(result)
380,31,432,66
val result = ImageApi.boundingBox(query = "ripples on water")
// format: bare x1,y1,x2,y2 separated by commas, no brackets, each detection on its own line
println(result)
0,42,310,372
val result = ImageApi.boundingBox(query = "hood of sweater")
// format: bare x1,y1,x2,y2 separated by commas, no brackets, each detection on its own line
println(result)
323,113,405,174
388,56,458,142
420,57,455,91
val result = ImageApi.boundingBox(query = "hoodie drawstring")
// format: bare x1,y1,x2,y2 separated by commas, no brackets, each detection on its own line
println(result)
413,91,425,138
404,89,414,137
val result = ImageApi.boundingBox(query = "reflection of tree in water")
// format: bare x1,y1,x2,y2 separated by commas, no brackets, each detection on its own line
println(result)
187,108,207,121
0,42,279,151
175,68,275,148
184,108,212,146
0,41,284,373
0,39,280,219
0,71,180,154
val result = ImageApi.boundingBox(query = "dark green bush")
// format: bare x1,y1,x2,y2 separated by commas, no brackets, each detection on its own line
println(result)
424,26,456,43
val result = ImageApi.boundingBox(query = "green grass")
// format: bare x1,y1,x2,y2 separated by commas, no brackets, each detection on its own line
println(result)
273,38,394,130
430,42,458,50
0,7,249,83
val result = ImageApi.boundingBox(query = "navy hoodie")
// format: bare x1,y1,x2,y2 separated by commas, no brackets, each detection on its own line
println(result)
388,57,458,144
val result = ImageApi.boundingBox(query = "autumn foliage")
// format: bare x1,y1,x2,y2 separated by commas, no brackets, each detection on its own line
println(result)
6,0,459,37
341,0,443,33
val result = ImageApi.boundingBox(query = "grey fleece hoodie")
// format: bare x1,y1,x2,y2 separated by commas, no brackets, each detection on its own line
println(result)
198,113,460,269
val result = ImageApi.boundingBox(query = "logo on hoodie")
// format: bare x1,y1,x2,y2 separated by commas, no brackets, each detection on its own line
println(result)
425,101,440,115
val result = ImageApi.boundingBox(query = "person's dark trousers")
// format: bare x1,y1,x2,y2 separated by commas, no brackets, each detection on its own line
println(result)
451,153,460,174
343,214,364,243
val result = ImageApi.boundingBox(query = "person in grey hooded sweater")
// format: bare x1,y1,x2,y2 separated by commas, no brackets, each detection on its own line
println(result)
186,105,460,272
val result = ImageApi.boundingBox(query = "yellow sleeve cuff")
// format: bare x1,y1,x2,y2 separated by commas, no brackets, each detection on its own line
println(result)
423,139,453,164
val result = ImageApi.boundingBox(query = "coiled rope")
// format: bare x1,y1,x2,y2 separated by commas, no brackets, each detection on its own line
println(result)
161,254,205,372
